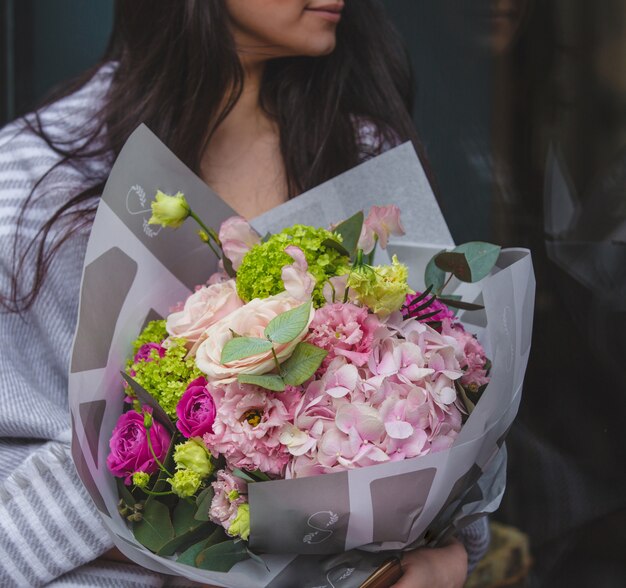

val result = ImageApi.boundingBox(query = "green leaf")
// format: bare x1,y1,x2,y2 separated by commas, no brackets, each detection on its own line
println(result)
172,499,196,536
246,547,269,571
221,337,273,364
322,238,350,257
435,251,472,282
455,381,476,416
194,487,214,522
261,232,272,243
264,301,312,344
157,521,214,556
145,435,177,507
133,499,175,552
333,211,364,257
232,468,270,483
452,242,501,282
120,372,175,433
424,252,446,294
281,342,328,386
196,539,250,572
237,373,286,392
438,297,484,311
116,477,136,507
176,526,227,565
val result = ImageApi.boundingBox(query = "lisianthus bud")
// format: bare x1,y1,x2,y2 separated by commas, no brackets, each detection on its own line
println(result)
168,469,202,498
228,503,250,540
132,471,150,488
173,439,213,478
143,411,153,429
148,190,190,228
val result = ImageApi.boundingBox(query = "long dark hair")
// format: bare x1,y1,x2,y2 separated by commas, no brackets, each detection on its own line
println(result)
4,0,420,313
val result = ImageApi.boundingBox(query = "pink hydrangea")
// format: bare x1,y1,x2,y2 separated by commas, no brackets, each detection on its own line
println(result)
203,382,300,476
307,303,380,369
209,469,248,531
441,320,490,391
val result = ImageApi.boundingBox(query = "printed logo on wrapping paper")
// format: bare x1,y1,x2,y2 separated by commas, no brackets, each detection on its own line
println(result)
310,567,355,588
303,510,339,544
501,305,514,372
125,184,162,238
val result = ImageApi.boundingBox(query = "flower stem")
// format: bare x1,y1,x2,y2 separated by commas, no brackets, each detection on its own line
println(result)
141,488,175,497
189,210,222,258
145,428,173,477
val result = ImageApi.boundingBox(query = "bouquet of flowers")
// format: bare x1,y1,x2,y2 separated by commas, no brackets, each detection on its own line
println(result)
69,125,534,587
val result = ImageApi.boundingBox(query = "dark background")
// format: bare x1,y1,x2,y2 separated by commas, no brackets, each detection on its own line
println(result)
2,1,625,586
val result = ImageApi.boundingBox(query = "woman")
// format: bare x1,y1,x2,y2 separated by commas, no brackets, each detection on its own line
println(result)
0,1,485,586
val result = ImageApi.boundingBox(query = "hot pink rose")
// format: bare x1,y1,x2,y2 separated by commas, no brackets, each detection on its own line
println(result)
106,409,170,485
218,216,261,270
166,279,243,346
176,377,216,438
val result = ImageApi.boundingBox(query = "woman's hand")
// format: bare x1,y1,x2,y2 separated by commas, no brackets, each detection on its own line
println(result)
390,538,468,588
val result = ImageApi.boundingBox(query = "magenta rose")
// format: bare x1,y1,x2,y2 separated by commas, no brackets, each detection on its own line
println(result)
106,409,171,484
176,377,216,438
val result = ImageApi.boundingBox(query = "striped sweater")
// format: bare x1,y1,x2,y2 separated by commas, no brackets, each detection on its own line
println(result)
0,65,489,587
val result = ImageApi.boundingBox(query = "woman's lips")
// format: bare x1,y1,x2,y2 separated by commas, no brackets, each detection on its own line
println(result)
305,4,344,23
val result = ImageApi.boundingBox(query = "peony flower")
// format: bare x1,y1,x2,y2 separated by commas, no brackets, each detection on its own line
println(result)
209,469,248,531
203,382,299,475
176,376,216,438
218,217,262,271
166,280,243,346
307,303,380,369
193,292,314,383
173,438,214,477
106,409,170,485
281,246,315,301
148,190,190,228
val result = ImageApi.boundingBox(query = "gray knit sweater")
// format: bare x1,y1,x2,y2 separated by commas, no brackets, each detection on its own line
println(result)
0,65,489,587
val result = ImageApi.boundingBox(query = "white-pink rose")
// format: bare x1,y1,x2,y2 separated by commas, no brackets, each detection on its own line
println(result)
166,280,243,346
218,216,261,270
194,293,315,383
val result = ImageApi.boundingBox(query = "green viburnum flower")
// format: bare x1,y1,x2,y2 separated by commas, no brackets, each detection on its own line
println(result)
228,503,250,541
348,255,412,317
173,439,214,478
127,338,202,418
148,190,190,228
236,225,349,306
132,471,150,489
131,320,168,355
168,469,202,498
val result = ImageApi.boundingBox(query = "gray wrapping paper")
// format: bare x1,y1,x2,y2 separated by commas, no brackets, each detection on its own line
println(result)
69,125,534,587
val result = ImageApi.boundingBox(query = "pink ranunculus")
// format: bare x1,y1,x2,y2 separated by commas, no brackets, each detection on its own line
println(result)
281,246,315,301
194,292,314,383
218,216,261,270
176,376,216,438
307,303,380,369
441,320,490,390
203,382,300,476
209,469,248,530
362,205,405,250
166,279,243,347
134,342,165,363
106,409,170,485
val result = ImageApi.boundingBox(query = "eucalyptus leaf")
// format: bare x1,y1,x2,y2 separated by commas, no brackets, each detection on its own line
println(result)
156,521,214,556
452,242,501,282
196,539,250,571
332,211,364,256
133,499,175,552
321,238,350,257
232,468,270,483
221,337,273,364
237,373,286,392
282,342,328,386
264,301,312,344
246,547,270,571
172,499,196,536
194,487,214,522
435,251,472,282
177,527,228,566
116,476,136,507
424,252,446,294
